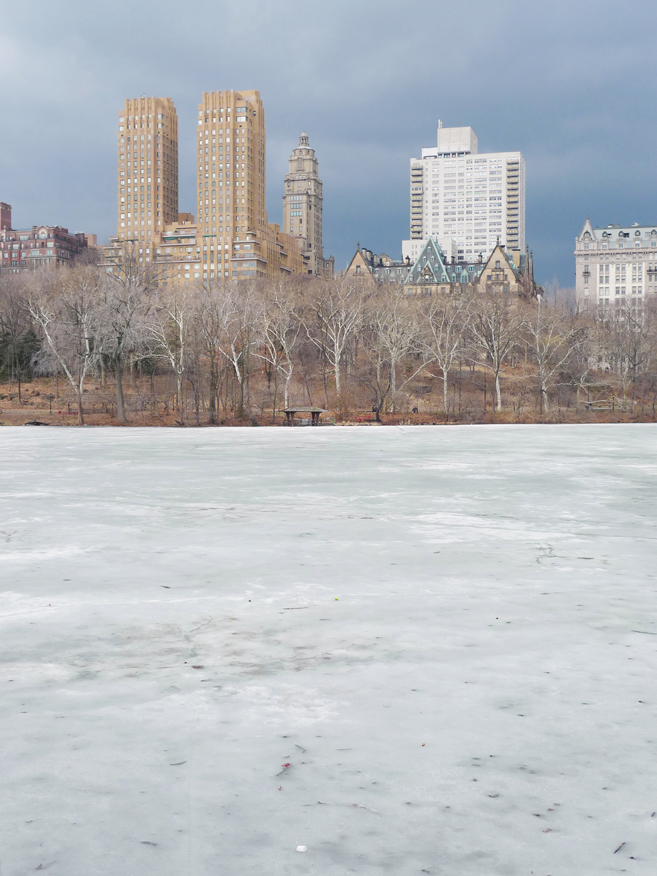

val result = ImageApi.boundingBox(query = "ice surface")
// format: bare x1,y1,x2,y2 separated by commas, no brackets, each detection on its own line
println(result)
1,424,656,876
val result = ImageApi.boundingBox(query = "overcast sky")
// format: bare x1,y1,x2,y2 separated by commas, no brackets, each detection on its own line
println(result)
1,0,655,286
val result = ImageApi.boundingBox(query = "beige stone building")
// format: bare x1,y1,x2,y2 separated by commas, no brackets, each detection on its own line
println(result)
195,89,304,281
575,218,657,313
110,89,304,282
151,216,202,282
282,133,334,276
103,215,200,283
196,89,264,279
116,97,178,241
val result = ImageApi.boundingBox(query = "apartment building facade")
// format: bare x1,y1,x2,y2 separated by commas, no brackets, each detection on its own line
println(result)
282,133,334,276
116,97,179,241
109,91,304,282
0,203,92,275
405,123,525,262
575,219,657,312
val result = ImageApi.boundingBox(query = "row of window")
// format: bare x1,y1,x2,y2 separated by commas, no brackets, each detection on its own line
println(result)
598,286,643,296
0,241,56,250
426,158,510,167
439,172,504,180
582,242,657,250
2,251,65,261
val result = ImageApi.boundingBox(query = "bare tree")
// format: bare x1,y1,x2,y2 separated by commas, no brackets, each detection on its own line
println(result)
255,280,302,415
27,266,101,425
469,291,525,412
147,282,196,420
201,280,260,418
98,247,161,422
525,297,586,412
0,274,39,402
366,286,422,413
304,276,367,411
599,300,657,401
197,289,223,423
358,287,428,417
419,291,473,414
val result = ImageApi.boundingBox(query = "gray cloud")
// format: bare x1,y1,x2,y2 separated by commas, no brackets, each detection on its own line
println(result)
1,0,655,286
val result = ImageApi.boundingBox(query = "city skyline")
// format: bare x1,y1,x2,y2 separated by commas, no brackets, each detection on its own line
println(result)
1,0,656,287
105,90,308,281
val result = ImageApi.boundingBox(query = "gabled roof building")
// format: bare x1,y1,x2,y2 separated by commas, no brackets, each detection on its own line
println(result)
345,238,539,298
344,247,411,285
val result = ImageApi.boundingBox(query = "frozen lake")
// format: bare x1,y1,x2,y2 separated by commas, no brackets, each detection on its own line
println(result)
1,424,656,875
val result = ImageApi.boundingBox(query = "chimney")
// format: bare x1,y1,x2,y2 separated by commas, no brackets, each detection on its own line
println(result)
0,202,11,231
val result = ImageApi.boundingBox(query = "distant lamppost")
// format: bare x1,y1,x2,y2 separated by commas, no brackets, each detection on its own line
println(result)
47,393,54,414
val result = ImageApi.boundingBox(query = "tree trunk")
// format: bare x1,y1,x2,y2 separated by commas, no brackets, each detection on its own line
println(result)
177,371,184,422
494,371,502,412
76,386,85,426
322,362,329,410
209,357,217,424
115,357,126,423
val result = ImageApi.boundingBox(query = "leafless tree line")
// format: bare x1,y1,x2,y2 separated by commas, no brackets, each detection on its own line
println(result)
1,259,657,425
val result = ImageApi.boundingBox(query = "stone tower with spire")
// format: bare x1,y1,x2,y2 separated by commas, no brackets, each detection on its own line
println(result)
282,132,334,277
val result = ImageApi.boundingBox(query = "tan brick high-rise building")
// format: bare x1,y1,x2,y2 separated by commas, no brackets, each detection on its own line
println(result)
106,90,303,281
195,89,303,281
196,90,264,279
116,97,178,240
282,133,333,276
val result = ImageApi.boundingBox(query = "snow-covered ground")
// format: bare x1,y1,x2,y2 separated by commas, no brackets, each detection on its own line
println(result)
1,424,656,876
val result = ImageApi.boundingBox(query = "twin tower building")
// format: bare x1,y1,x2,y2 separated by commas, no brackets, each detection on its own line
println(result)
112,91,333,282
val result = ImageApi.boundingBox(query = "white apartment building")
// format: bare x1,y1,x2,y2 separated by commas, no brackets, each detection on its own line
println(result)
404,123,525,262
575,218,657,312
